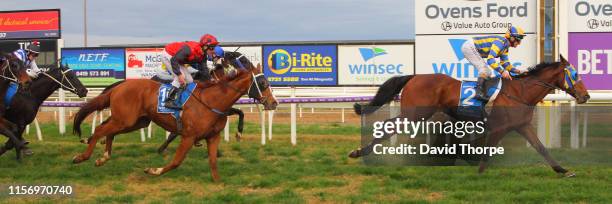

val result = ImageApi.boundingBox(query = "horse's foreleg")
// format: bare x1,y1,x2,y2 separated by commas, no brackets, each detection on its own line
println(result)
206,133,221,182
145,135,195,176
516,125,575,177
233,108,244,141
158,133,179,154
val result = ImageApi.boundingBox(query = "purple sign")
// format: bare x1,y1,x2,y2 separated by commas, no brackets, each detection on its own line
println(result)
569,33,612,90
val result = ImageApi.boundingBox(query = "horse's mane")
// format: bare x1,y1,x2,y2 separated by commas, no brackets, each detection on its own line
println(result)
196,51,250,89
515,61,561,78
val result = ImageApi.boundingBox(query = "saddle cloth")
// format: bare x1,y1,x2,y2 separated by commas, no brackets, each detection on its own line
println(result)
457,78,502,117
157,83,197,118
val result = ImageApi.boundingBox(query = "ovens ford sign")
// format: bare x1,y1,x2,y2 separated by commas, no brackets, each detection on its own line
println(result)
416,0,536,34
415,35,536,81
568,0,612,32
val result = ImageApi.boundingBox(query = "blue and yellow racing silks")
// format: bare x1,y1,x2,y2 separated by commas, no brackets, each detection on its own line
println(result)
473,36,518,74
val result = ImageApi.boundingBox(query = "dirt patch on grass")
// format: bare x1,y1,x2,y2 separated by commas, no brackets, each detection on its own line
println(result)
295,174,367,203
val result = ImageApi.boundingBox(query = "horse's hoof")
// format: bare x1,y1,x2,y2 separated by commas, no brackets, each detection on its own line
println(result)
348,149,361,158
22,148,33,156
235,133,242,142
79,139,88,144
72,155,86,164
144,168,163,176
95,158,106,167
563,172,576,178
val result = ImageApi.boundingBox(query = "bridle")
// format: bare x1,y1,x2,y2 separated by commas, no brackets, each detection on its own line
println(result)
189,54,268,115
0,59,21,83
40,68,79,93
501,65,578,105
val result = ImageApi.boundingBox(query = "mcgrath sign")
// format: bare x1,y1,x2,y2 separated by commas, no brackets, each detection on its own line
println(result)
338,45,414,85
62,48,125,86
263,45,337,86
415,35,536,81
125,48,164,79
568,0,612,33
0,9,60,40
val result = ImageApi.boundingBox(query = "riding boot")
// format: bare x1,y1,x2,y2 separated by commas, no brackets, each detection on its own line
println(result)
164,86,183,110
475,77,490,101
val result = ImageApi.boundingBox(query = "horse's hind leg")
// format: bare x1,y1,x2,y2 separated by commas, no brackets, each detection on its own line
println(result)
158,133,179,154
145,135,195,176
73,117,129,164
95,117,150,167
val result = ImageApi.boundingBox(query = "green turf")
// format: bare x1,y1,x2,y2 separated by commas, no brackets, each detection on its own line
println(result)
0,122,610,203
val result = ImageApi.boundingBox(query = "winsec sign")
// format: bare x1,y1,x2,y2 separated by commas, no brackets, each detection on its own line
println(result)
416,0,538,81
125,48,164,79
567,0,612,90
263,45,337,86
416,35,536,81
338,45,414,85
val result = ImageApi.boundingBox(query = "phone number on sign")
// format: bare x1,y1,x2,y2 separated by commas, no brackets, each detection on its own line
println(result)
3,185,74,196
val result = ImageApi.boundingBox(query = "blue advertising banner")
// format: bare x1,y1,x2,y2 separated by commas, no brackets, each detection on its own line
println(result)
263,45,337,86
61,48,125,86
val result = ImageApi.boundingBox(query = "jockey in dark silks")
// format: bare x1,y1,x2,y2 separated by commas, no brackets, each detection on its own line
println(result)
160,34,220,109
13,41,42,79
4,41,42,155
461,26,527,100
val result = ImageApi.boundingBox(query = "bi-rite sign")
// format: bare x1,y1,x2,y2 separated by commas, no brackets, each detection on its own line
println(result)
0,9,60,40
263,45,337,86
566,0,612,90
415,0,537,81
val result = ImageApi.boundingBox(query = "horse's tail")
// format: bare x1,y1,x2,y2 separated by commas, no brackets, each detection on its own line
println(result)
73,90,112,138
354,75,414,115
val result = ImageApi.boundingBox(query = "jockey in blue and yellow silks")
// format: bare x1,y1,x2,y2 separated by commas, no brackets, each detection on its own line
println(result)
461,26,526,100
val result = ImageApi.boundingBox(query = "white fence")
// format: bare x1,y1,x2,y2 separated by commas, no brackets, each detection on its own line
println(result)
27,88,612,148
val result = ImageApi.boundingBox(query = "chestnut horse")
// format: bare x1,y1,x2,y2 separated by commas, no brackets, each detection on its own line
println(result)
0,53,32,158
350,55,589,177
72,52,277,181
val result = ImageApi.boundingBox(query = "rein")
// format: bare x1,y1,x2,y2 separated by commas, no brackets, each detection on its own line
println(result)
500,74,560,106
40,68,78,92
0,59,20,83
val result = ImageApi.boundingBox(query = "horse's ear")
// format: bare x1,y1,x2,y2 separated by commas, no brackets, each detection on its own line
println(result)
560,54,568,66
256,63,262,72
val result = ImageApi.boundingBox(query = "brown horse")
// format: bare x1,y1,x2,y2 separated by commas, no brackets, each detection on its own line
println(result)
72,52,278,181
350,55,589,177
0,53,32,159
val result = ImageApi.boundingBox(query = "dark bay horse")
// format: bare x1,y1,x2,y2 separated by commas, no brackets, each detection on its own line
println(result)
0,53,33,158
350,55,589,177
0,64,88,159
72,52,277,181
